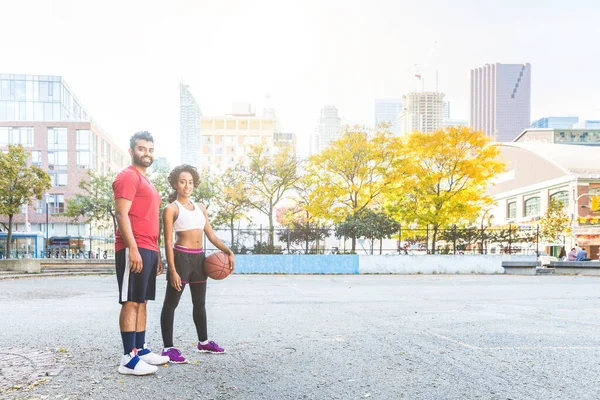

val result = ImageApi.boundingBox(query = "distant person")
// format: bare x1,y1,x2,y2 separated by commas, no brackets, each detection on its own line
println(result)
558,247,567,261
567,248,577,261
113,131,169,376
576,248,590,261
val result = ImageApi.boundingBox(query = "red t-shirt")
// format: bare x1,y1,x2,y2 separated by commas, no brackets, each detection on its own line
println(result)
113,165,161,252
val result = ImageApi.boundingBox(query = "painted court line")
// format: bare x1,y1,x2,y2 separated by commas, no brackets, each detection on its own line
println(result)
431,333,600,351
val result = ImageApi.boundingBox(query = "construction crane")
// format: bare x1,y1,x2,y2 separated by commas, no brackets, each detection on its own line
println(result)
413,40,438,92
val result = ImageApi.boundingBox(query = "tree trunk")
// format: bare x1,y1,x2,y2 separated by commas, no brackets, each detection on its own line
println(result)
379,238,383,255
6,215,14,259
229,217,235,252
351,236,356,252
268,209,274,247
432,226,438,255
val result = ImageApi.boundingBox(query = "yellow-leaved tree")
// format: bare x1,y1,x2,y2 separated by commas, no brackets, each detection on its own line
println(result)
306,125,403,251
385,126,504,252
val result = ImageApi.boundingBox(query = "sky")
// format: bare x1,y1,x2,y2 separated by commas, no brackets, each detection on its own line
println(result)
1,0,600,161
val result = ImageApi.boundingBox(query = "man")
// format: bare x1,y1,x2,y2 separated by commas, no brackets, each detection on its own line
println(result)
113,131,169,375
576,248,589,261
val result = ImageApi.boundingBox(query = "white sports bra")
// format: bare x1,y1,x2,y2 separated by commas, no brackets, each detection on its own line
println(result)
173,200,206,233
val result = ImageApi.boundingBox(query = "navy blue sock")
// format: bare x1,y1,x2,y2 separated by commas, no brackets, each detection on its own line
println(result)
121,331,136,355
136,331,146,350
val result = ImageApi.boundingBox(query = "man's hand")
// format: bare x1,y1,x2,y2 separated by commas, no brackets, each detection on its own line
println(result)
129,247,143,273
157,258,164,276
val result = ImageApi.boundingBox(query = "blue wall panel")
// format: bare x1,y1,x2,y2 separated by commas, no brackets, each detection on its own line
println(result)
233,255,359,274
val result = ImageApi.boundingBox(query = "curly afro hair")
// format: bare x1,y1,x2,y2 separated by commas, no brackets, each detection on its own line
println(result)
167,164,200,203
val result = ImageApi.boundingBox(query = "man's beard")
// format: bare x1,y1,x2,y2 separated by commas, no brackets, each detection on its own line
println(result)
133,154,153,168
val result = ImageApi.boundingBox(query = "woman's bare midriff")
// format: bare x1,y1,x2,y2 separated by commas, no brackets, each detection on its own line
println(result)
174,229,204,249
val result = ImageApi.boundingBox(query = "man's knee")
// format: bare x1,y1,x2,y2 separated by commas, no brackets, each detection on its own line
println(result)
122,301,140,312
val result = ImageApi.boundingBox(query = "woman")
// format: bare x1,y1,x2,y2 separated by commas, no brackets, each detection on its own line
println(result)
160,164,235,363
558,247,567,261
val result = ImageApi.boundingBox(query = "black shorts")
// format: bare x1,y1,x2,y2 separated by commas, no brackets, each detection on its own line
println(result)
116,248,158,304
167,246,206,285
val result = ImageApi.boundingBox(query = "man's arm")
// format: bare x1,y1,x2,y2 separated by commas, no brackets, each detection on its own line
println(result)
115,198,143,273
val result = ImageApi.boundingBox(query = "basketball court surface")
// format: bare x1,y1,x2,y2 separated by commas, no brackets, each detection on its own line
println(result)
1,274,599,399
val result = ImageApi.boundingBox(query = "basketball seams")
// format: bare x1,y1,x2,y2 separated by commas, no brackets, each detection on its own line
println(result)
203,251,231,280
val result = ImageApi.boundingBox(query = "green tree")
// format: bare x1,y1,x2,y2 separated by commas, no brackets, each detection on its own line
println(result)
386,127,504,253
277,204,330,254
334,209,400,254
487,226,537,254
438,226,481,253
211,166,252,251
539,197,571,244
307,125,401,251
0,145,51,258
64,170,117,234
240,144,301,247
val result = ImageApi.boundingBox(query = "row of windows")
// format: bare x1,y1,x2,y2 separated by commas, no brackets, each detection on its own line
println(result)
0,127,33,147
202,135,262,145
506,189,600,219
34,194,65,214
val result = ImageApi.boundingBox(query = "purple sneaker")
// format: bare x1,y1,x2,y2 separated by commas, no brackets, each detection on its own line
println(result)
161,347,188,363
197,341,225,353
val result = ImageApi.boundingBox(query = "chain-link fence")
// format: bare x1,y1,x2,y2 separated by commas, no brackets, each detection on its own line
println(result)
207,225,547,255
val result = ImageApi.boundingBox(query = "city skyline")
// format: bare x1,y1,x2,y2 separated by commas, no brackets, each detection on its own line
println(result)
2,0,599,161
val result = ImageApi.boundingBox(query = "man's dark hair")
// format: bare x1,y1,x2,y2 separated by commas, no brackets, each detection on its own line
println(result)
129,131,154,150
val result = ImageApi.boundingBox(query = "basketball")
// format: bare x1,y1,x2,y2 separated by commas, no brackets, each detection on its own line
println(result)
204,251,232,280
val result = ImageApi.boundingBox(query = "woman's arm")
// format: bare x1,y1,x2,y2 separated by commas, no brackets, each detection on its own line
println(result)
163,204,182,291
200,204,235,271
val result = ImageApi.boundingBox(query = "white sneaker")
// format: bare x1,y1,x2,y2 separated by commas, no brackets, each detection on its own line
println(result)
118,350,157,376
138,343,170,365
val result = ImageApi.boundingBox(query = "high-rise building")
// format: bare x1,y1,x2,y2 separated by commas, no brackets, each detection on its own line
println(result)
312,105,341,154
531,117,579,129
179,83,201,168
0,74,128,257
198,103,293,174
443,100,450,120
374,99,402,135
399,92,444,134
470,63,531,142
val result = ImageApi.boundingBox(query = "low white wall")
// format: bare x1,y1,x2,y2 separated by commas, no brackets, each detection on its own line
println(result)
0,259,42,274
359,254,537,274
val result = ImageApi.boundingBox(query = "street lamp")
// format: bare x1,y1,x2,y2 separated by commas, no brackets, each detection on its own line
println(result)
44,192,50,257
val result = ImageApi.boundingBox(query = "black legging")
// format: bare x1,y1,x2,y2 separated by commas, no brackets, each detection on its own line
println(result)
161,281,207,348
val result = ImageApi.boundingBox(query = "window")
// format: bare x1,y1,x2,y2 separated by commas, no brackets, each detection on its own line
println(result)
524,197,541,218
507,201,516,220
51,172,68,187
549,191,569,208
48,151,68,170
47,194,65,214
202,136,213,145
0,127,34,147
31,150,42,167
77,151,90,168
589,188,600,209
48,127,68,150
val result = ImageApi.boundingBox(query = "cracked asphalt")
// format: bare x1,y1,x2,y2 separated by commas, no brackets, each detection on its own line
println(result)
1,274,600,399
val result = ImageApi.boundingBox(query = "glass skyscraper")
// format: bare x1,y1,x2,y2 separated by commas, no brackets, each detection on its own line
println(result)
374,99,402,135
179,83,201,168
531,117,578,129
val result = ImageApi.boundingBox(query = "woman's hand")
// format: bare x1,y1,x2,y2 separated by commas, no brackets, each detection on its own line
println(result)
169,270,183,291
227,251,235,272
